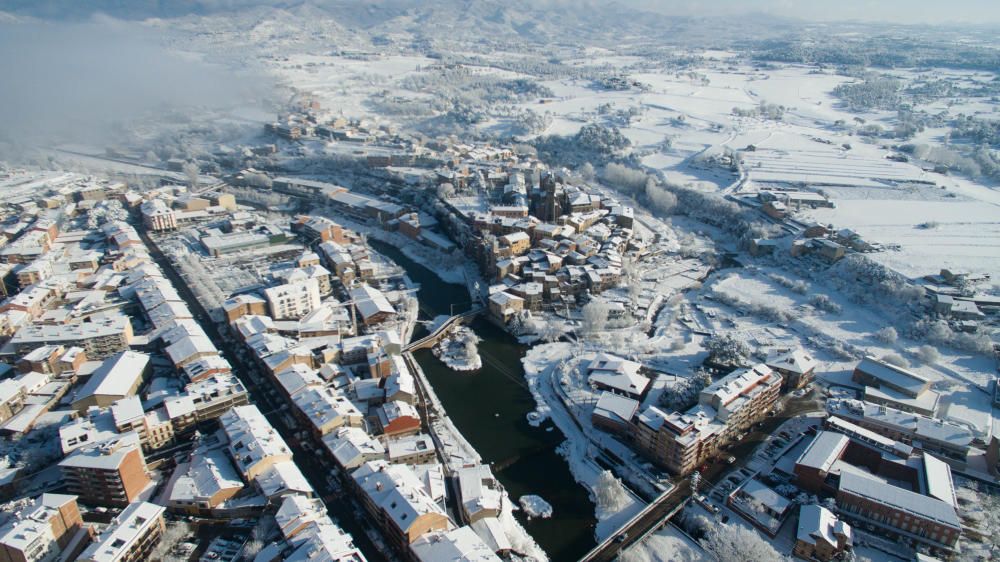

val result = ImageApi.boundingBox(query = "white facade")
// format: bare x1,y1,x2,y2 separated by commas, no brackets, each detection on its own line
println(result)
264,278,322,320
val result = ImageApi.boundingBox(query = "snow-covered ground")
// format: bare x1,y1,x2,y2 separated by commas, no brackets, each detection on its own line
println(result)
707,267,996,437
520,342,657,540
618,523,710,562
432,325,482,372
800,198,1000,278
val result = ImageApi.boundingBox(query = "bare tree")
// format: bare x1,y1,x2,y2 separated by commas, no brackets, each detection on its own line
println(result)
700,523,788,562
581,300,609,338
594,470,629,512
148,522,191,561
182,161,200,189
874,326,898,344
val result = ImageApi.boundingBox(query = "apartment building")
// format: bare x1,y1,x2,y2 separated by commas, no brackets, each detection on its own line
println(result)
351,461,451,552
163,374,249,432
794,429,962,555
220,405,293,481
110,396,174,452
633,364,782,475
78,502,165,562
0,494,86,562
264,279,321,321
222,294,268,323
59,433,150,507
9,315,133,359
139,199,177,232
71,351,150,411
829,400,973,463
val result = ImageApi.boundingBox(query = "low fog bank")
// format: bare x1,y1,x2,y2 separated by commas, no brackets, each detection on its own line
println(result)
0,16,276,150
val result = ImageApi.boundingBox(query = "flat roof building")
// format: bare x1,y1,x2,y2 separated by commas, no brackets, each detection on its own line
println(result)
0,493,87,562
59,432,150,507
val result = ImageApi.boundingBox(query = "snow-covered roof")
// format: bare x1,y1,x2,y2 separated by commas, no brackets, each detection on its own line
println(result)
59,431,142,471
456,465,501,518
766,348,817,375
165,334,217,367
220,405,292,477
0,494,78,554
257,460,314,499
855,356,929,397
838,471,960,529
796,431,850,473
73,351,149,405
79,502,165,562
411,526,500,562
593,392,639,424
469,517,511,554
825,415,913,457
351,460,448,534
349,285,394,321
292,386,363,432
587,353,648,396
167,445,243,505
797,504,850,548
386,434,436,462
322,426,386,469
275,364,324,398
921,453,956,507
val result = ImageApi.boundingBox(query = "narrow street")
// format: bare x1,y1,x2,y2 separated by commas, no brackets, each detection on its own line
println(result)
137,222,390,562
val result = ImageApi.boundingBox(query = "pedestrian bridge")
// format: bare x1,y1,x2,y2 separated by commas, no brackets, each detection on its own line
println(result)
404,307,483,352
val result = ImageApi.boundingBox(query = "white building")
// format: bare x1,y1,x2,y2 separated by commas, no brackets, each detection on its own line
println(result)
139,199,176,232
265,279,322,321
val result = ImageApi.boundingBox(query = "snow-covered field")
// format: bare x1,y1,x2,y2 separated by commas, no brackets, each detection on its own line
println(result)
801,198,1000,278
269,53,435,122
707,268,996,437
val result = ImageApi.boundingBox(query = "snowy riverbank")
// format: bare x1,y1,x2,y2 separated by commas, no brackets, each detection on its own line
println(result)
405,353,547,561
520,342,647,541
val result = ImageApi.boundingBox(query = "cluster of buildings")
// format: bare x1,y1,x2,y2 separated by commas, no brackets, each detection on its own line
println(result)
591,357,786,476
454,172,638,323
138,185,237,233
257,110,641,325
0,171,370,561
218,215,514,561
705,405,966,560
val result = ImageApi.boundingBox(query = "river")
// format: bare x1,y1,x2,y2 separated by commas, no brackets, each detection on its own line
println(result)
370,240,597,561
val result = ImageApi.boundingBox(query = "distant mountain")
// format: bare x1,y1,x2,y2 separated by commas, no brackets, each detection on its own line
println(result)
0,0,797,46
